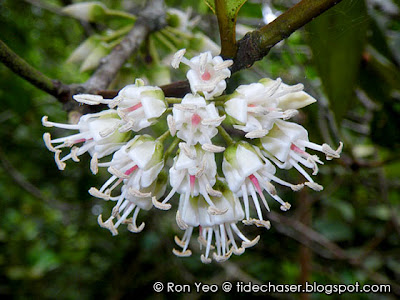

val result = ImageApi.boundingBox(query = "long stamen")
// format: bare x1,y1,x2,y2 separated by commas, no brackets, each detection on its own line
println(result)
115,203,135,228
127,206,145,233
241,185,250,220
248,182,265,220
248,174,270,212
42,116,80,130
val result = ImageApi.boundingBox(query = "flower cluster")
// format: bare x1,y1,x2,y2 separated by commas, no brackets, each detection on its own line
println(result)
43,49,342,263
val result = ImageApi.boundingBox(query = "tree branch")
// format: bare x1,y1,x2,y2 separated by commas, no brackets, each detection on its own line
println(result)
1,0,166,108
215,0,237,58
1,0,343,102
0,39,70,102
231,0,343,72
85,0,166,91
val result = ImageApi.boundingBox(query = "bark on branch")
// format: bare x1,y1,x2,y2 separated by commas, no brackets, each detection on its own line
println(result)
231,0,343,72
0,0,342,102
0,39,70,102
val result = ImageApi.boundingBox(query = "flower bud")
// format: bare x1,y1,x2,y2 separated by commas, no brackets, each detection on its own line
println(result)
67,36,101,64
80,43,109,72
62,2,107,22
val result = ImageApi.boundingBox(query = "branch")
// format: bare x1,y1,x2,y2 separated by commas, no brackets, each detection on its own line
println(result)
99,0,343,97
23,0,68,17
1,0,166,108
0,39,70,102
96,80,191,99
269,211,400,295
85,0,166,91
215,0,237,58
0,147,74,211
268,211,347,260
2,0,343,102
231,0,343,72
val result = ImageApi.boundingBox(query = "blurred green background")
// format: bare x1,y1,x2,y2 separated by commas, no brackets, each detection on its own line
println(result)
0,0,399,299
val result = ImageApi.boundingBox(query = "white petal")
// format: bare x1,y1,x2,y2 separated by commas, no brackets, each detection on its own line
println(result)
225,98,247,123
128,141,156,169
141,97,166,119
278,91,317,110
236,145,264,177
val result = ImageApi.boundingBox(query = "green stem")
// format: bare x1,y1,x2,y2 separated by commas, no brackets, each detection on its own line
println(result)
106,9,137,21
148,36,160,65
153,31,178,52
213,95,229,106
232,0,343,72
166,97,182,104
156,130,170,143
215,0,237,58
164,137,180,163
218,125,234,146
165,26,193,39
102,25,134,43
159,29,182,48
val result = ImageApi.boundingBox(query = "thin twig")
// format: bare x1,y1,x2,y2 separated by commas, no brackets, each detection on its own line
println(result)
0,39,70,101
0,148,73,211
24,0,68,17
2,0,343,101
268,211,347,260
232,0,343,72
85,0,166,91
269,211,400,295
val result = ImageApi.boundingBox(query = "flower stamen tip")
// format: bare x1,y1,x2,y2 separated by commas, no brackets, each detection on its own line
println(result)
152,196,172,210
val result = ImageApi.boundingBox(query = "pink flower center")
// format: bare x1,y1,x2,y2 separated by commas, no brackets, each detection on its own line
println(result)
191,113,202,126
124,165,138,176
201,71,211,81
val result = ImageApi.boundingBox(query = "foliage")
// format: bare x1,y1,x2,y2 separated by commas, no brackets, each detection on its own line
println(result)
0,0,399,299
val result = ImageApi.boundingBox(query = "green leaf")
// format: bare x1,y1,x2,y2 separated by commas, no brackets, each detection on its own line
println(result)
306,0,369,123
205,0,247,57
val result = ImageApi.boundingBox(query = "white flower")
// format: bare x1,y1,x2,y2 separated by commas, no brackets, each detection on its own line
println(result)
169,93,225,146
74,79,167,132
222,142,301,226
173,180,260,263
152,143,226,215
260,120,343,191
90,135,165,235
97,173,167,236
171,49,233,100
224,77,316,138
42,110,130,170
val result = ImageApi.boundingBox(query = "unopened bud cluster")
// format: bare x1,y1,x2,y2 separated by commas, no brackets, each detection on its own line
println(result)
42,49,342,263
